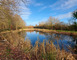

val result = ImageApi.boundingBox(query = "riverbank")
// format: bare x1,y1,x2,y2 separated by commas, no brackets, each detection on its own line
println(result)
0,28,77,36
19,28,77,36
34,29,77,36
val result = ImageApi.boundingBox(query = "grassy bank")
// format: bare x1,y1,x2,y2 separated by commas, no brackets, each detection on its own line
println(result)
34,29,77,36
21,28,77,36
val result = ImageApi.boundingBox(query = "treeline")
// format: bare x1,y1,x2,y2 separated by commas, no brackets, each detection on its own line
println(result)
34,10,77,31
0,0,26,31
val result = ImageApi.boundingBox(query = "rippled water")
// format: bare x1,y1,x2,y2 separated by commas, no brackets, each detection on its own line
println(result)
25,31,77,51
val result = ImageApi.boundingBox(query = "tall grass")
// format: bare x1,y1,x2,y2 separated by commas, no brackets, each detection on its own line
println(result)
0,32,76,60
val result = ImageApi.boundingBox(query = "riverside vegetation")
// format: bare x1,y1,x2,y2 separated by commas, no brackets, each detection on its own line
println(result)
0,32,76,60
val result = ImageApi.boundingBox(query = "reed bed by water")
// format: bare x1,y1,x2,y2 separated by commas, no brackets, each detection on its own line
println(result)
0,32,76,60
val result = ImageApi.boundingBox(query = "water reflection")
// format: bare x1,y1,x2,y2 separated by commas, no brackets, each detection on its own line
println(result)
25,31,76,52
0,31,76,53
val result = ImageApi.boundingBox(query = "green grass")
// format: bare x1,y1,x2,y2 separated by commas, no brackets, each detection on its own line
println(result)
56,30,77,33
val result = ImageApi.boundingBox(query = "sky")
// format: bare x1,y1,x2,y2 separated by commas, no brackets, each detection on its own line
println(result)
20,0,77,26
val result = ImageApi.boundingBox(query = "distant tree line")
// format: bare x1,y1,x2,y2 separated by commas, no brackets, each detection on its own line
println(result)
34,10,77,31
0,0,26,31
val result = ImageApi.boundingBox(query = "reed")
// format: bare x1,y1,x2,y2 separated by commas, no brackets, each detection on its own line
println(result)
0,32,76,60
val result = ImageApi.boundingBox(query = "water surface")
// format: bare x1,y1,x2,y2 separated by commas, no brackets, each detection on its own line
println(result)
25,31,77,52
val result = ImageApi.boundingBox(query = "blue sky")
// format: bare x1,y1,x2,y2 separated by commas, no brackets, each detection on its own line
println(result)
20,0,77,26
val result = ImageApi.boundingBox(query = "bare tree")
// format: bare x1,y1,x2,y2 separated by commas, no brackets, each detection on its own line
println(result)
0,0,27,31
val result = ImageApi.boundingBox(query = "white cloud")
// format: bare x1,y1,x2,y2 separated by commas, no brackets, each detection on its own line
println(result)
21,11,31,16
20,10,31,19
39,6,47,11
35,3,43,6
50,0,77,10
19,6,30,11
41,6,47,10
30,0,43,6
29,17,48,26
55,12,73,19
60,0,77,9
19,6,31,20
18,0,31,20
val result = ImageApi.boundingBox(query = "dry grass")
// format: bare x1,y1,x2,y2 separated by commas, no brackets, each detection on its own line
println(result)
1,28,77,36
0,32,76,60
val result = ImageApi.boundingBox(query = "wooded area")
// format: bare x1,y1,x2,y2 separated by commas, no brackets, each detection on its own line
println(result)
0,0,26,31
35,10,77,31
